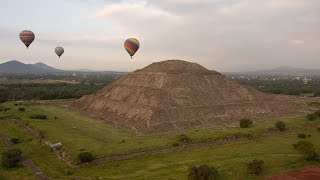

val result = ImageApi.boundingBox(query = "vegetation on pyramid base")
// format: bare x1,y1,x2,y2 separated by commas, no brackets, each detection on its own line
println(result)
240,118,253,128
306,113,317,121
275,121,286,131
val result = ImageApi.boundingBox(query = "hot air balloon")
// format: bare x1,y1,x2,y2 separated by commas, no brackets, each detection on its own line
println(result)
55,47,64,58
124,38,140,59
19,30,35,48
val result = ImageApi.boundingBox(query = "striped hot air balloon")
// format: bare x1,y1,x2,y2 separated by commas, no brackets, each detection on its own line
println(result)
19,30,35,48
124,38,140,59
55,47,64,58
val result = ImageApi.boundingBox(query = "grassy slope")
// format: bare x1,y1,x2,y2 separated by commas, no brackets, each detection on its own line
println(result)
76,130,320,179
0,103,314,162
0,123,34,180
0,102,319,179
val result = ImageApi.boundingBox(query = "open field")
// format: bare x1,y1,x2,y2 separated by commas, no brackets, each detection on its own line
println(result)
0,101,320,179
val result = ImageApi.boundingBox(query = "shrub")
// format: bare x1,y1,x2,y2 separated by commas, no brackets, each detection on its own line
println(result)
240,118,253,128
172,142,180,147
293,140,314,151
306,114,317,121
14,104,19,106
1,148,22,168
178,134,192,144
305,150,319,161
298,134,307,139
317,127,320,132
54,116,58,119
18,108,25,112
293,140,319,161
30,114,47,120
10,138,20,144
188,164,219,180
314,110,320,117
78,152,95,163
275,121,286,131
247,159,264,175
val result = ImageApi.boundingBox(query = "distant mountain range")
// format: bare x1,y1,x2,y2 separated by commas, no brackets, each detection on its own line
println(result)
0,60,61,74
1,60,319,76
0,60,127,75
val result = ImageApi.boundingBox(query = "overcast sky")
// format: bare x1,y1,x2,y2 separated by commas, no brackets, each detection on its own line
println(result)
0,0,319,72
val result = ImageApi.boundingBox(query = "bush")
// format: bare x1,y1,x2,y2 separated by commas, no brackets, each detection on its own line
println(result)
178,134,192,144
247,159,264,175
78,152,95,163
306,114,317,121
10,138,20,144
275,121,286,131
293,140,319,161
18,108,25,112
1,148,22,168
314,110,320,117
30,114,47,120
298,134,307,139
317,127,320,132
172,142,180,147
240,118,253,128
188,164,219,180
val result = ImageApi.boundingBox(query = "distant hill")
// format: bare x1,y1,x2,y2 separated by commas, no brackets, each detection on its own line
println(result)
227,66,320,76
0,60,61,74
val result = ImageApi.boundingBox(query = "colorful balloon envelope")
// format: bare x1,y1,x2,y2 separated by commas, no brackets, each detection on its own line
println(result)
124,38,140,59
55,47,64,58
19,30,35,48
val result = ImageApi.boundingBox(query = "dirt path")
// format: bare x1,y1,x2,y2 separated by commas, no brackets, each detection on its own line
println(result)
0,134,49,180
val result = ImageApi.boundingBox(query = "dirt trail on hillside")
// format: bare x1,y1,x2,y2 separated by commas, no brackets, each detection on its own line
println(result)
0,134,49,180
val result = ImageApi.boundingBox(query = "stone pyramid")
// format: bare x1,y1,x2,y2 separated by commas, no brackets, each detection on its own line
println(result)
72,60,297,133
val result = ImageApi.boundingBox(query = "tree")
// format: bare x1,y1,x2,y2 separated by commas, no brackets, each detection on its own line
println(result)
306,114,317,121
240,118,253,128
1,148,22,168
78,152,95,163
247,159,264,175
275,121,286,131
188,164,219,180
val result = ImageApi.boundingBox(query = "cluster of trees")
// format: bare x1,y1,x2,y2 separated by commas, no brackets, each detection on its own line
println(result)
0,73,125,101
235,78,320,96
0,83,105,101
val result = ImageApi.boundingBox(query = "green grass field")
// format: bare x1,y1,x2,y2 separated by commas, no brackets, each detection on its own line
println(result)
0,101,320,179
